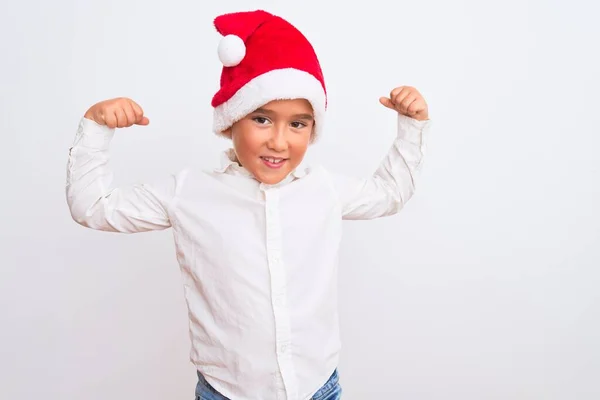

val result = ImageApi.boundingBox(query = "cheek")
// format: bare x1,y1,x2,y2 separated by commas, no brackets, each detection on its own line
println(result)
233,130,262,160
289,134,311,160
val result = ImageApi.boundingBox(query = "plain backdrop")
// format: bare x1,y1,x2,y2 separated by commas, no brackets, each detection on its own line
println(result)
1,0,599,399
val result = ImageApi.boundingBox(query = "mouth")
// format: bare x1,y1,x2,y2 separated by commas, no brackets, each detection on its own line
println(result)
260,156,288,169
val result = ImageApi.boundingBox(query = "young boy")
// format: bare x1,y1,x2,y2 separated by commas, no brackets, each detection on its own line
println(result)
66,9,430,400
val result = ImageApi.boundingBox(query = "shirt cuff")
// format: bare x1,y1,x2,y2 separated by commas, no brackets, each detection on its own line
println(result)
397,113,431,149
397,112,431,136
72,117,115,150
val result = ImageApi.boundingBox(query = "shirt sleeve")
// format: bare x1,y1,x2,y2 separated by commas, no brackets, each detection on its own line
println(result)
327,113,432,220
65,117,183,233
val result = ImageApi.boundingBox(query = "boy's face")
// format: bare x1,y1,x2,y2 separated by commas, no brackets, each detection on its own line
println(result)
224,99,314,185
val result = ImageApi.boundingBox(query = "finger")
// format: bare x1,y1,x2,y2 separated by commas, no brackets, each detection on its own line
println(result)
390,86,405,100
131,101,145,122
124,102,137,126
114,108,128,128
393,89,412,109
137,116,150,125
407,99,425,115
399,95,417,114
104,110,118,129
379,97,396,110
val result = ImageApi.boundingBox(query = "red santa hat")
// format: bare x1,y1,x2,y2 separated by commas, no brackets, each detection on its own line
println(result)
211,10,327,140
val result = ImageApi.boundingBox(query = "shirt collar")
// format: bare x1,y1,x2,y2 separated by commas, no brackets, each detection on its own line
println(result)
213,148,309,182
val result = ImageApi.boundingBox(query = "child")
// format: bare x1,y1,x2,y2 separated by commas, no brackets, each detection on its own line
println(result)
66,9,430,400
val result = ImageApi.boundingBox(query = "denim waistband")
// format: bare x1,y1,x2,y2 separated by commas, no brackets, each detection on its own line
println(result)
196,368,339,399
308,369,339,399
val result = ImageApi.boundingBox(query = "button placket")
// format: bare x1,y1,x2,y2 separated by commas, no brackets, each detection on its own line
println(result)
263,188,297,399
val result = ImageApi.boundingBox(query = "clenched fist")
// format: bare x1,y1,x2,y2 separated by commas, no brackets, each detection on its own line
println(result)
379,86,429,121
84,97,149,129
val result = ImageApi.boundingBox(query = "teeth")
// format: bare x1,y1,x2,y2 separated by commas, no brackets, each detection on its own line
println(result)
264,157,283,163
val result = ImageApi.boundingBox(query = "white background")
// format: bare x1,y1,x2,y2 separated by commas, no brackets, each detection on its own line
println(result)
1,0,599,399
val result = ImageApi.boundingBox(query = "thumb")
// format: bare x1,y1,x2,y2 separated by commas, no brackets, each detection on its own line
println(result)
136,116,150,126
379,97,396,110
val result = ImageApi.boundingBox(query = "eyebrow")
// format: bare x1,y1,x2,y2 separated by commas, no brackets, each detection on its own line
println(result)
253,107,314,121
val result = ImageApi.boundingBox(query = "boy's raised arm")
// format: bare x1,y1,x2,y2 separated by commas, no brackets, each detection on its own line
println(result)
328,86,432,220
66,98,180,233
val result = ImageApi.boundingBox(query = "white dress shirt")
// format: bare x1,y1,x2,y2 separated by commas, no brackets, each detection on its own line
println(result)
65,113,431,400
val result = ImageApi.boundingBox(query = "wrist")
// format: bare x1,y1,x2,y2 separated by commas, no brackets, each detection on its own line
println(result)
399,112,429,121
83,109,104,126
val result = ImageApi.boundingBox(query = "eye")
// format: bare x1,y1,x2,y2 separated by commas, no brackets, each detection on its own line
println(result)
290,121,307,129
252,116,270,125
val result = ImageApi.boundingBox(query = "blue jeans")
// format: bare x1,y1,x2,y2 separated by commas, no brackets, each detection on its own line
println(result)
195,369,342,399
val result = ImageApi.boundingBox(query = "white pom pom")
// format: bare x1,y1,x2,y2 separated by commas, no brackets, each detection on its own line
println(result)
217,35,246,67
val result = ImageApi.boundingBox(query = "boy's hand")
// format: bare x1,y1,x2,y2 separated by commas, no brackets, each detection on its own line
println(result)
84,97,149,129
379,86,429,121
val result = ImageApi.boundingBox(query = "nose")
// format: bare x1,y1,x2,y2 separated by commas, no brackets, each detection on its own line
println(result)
267,126,288,152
